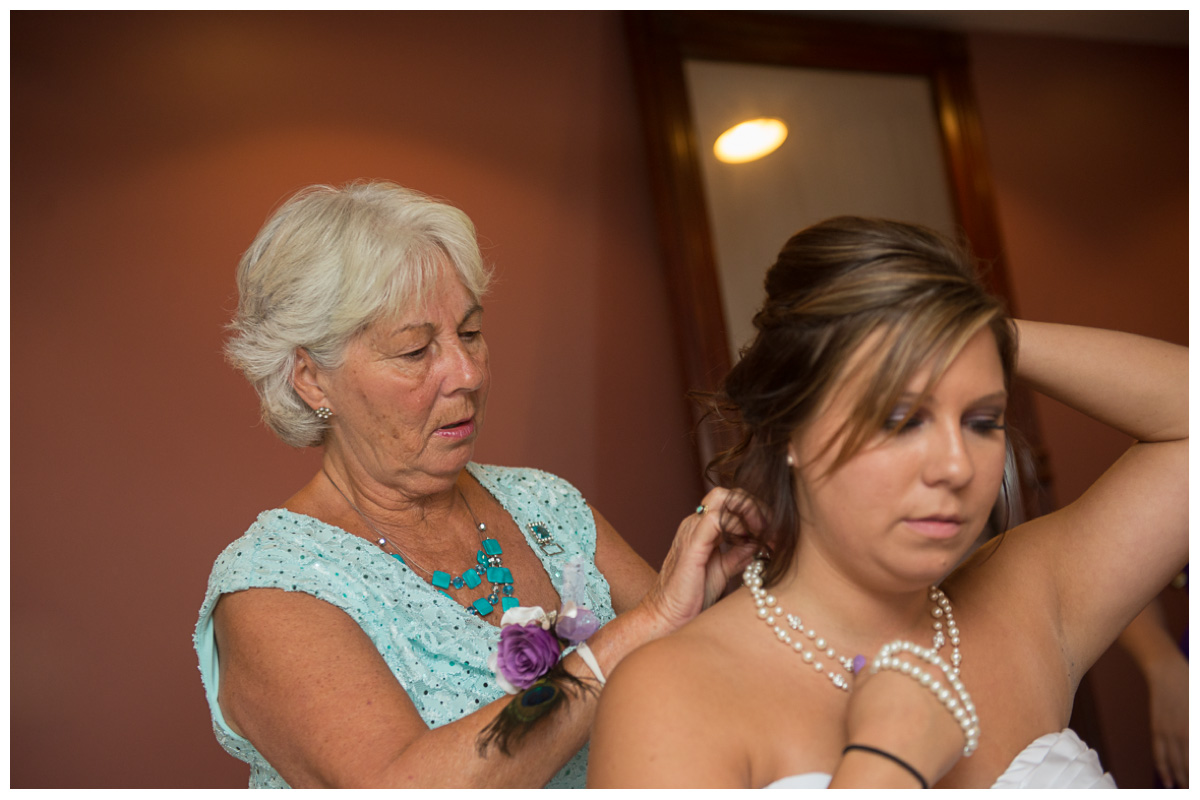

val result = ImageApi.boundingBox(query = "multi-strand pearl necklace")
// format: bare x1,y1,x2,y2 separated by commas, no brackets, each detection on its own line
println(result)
871,640,981,755
743,559,961,691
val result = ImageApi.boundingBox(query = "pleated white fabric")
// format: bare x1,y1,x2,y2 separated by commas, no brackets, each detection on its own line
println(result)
764,728,1115,789
989,728,1116,789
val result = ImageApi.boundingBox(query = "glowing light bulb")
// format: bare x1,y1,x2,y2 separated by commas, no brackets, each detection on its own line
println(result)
713,118,788,164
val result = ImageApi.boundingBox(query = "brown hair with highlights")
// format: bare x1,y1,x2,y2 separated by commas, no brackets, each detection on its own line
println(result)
705,217,1016,586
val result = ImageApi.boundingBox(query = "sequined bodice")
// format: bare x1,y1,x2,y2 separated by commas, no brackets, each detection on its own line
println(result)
194,463,615,788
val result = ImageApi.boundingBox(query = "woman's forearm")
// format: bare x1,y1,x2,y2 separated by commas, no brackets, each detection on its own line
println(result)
377,512,745,789
1013,320,1187,442
374,603,669,788
277,489,748,787
219,586,675,789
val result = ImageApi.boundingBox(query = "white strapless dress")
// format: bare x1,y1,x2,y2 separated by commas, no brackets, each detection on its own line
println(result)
764,728,1116,789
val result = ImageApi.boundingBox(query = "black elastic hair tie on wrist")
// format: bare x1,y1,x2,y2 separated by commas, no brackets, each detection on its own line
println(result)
842,744,930,789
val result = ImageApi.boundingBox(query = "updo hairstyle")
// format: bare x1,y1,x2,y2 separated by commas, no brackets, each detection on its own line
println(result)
709,217,1016,586
225,181,491,447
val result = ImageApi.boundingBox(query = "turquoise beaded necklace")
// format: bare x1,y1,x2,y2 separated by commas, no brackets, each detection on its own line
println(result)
322,468,519,617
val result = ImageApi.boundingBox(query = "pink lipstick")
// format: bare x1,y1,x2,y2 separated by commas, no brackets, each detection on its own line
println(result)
434,417,476,440
905,517,962,539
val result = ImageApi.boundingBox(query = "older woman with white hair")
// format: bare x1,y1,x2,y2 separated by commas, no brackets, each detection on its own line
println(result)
194,181,755,788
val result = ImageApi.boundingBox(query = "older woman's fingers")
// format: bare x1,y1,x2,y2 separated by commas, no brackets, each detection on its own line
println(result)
1166,734,1188,788
684,487,763,606
1151,729,1190,789
1152,736,1173,788
694,487,765,538
1155,734,1180,788
640,486,767,630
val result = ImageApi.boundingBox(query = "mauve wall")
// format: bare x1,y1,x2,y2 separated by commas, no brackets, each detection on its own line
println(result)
969,31,1187,789
11,12,1185,788
11,11,700,788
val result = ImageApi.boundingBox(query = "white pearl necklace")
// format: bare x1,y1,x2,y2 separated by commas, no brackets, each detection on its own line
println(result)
743,559,961,691
872,640,981,756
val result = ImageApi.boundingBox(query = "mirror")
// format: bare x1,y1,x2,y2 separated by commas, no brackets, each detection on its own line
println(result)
686,59,960,361
625,10,1048,517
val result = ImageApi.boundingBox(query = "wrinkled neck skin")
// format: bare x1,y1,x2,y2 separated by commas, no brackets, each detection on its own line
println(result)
309,434,475,557
326,430,458,504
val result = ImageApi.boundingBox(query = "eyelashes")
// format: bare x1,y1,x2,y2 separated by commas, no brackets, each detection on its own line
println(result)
967,417,1006,434
398,330,483,360
883,411,920,432
883,408,1006,435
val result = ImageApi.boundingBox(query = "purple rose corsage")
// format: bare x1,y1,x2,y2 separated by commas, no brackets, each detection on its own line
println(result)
478,559,604,755
487,606,562,694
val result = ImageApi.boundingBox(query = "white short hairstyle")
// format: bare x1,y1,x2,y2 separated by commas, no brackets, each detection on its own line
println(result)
225,181,491,447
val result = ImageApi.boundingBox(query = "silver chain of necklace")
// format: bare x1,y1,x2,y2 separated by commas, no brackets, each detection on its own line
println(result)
321,468,517,619
321,467,439,574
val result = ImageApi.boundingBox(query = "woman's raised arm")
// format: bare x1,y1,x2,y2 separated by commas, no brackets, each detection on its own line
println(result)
1007,320,1187,677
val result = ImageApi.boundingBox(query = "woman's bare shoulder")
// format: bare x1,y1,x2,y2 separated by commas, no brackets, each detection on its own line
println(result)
615,604,757,719
617,588,751,680
589,598,757,786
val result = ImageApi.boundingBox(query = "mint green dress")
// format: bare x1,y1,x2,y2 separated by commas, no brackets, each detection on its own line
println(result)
194,463,616,788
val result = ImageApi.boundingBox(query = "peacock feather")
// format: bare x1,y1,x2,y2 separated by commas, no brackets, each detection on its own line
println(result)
476,664,595,756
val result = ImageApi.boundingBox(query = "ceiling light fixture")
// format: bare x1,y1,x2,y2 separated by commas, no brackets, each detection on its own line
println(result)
714,118,788,164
